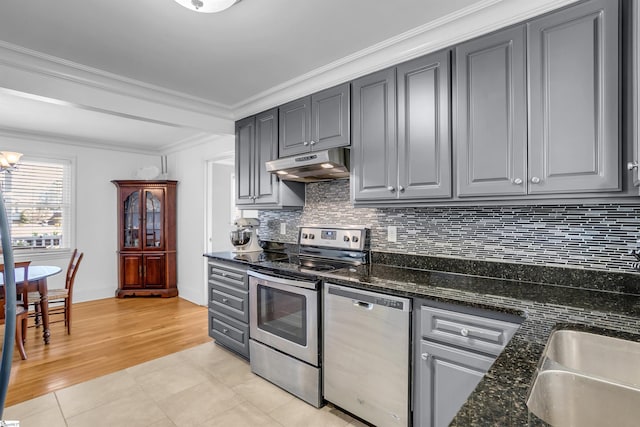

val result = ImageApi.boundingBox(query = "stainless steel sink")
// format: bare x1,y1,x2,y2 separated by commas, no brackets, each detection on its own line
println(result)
543,330,640,387
527,330,640,427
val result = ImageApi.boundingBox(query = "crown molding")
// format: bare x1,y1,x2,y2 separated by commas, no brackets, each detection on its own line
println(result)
232,0,580,119
160,133,228,154
0,126,164,155
0,41,233,119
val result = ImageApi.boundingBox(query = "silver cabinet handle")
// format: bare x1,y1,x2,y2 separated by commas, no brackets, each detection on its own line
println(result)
310,140,316,146
421,353,430,360
221,272,227,277
513,178,523,185
628,161,639,171
387,186,396,192
398,185,405,192
530,176,541,184
303,141,309,146
222,298,229,303
222,328,229,334
460,328,469,337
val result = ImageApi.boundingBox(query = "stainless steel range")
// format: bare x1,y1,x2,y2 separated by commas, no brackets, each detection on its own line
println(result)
248,225,370,407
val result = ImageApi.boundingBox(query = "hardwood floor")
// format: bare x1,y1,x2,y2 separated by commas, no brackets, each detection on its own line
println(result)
2,297,209,407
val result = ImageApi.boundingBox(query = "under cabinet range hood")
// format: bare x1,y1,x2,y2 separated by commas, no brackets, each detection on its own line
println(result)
265,148,350,182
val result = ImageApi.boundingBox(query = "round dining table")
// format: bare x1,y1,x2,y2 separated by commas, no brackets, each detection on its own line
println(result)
0,265,62,344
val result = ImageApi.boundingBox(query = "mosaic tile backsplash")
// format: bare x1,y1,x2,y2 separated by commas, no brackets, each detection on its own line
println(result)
258,179,640,274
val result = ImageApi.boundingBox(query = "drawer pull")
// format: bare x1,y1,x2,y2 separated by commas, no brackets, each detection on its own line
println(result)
421,353,430,361
221,272,227,277
222,298,229,303
460,328,469,337
222,328,229,334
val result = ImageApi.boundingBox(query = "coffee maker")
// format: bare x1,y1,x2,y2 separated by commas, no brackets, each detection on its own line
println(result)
230,218,263,253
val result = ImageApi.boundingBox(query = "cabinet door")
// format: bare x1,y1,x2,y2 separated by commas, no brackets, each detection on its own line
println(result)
121,189,142,250
235,116,255,205
416,340,494,427
351,67,398,201
279,96,312,157
143,254,166,288
143,188,164,250
311,83,350,151
528,0,619,194
254,108,279,205
632,0,640,188
121,254,143,288
455,26,527,197
397,50,452,199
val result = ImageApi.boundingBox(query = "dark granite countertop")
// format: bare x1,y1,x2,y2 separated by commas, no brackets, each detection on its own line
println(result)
204,250,640,425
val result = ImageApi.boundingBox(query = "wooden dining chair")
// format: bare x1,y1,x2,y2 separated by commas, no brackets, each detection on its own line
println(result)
30,249,83,335
0,261,31,360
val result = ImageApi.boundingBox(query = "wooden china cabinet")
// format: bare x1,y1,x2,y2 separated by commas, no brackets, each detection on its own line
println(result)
112,180,178,297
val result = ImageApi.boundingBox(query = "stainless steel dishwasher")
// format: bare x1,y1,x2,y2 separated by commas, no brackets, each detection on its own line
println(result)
323,283,411,427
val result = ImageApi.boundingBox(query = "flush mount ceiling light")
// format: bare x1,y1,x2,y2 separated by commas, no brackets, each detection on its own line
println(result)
174,0,240,13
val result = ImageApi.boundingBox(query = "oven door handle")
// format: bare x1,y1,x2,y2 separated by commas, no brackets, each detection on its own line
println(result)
248,270,319,290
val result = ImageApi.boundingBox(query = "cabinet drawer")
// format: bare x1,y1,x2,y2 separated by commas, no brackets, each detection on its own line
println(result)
208,309,249,359
420,305,520,356
208,261,247,290
209,283,249,323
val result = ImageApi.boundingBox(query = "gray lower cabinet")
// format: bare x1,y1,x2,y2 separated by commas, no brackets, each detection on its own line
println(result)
278,83,350,157
207,260,250,359
352,50,451,203
235,108,304,209
417,340,493,427
413,300,522,427
527,0,619,195
455,25,528,197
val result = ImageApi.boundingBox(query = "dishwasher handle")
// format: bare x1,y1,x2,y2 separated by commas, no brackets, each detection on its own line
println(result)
353,300,373,310
327,284,410,312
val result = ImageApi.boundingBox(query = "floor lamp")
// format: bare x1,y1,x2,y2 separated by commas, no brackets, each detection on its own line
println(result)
0,151,23,419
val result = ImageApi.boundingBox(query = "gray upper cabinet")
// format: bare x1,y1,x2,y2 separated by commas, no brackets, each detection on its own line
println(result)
528,0,619,194
235,116,255,205
351,67,397,201
279,83,350,157
397,51,452,199
236,108,304,208
278,97,311,157
633,0,640,188
352,50,452,203
455,25,528,197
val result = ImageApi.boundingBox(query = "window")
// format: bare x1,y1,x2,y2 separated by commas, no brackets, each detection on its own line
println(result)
0,157,73,252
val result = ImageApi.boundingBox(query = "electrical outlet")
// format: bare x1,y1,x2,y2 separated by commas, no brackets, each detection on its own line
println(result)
387,225,397,243
280,223,287,235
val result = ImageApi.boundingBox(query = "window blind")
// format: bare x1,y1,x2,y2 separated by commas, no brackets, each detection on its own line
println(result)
0,158,71,251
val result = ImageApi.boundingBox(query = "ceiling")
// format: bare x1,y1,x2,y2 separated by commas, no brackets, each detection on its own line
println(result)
0,0,573,152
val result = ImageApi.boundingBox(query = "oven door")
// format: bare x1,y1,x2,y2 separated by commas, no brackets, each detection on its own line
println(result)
249,272,318,366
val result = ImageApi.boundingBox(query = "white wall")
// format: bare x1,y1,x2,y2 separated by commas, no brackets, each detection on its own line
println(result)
209,163,235,253
168,135,235,306
1,134,160,301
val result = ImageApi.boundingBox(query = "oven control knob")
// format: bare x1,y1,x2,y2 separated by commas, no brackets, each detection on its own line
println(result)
343,236,350,242
352,236,359,243
302,233,308,239
309,233,315,239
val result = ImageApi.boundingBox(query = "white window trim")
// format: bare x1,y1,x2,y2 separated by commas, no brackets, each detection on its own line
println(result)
8,154,76,262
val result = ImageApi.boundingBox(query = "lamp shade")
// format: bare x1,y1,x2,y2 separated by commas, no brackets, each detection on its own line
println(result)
174,0,239,13
0,152,22,170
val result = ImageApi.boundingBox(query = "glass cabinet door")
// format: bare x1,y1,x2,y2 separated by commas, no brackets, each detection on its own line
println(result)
144,190,163,249
123,191,141,249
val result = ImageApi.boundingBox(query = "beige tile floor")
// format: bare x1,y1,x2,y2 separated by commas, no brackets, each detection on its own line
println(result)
4,342,368,427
